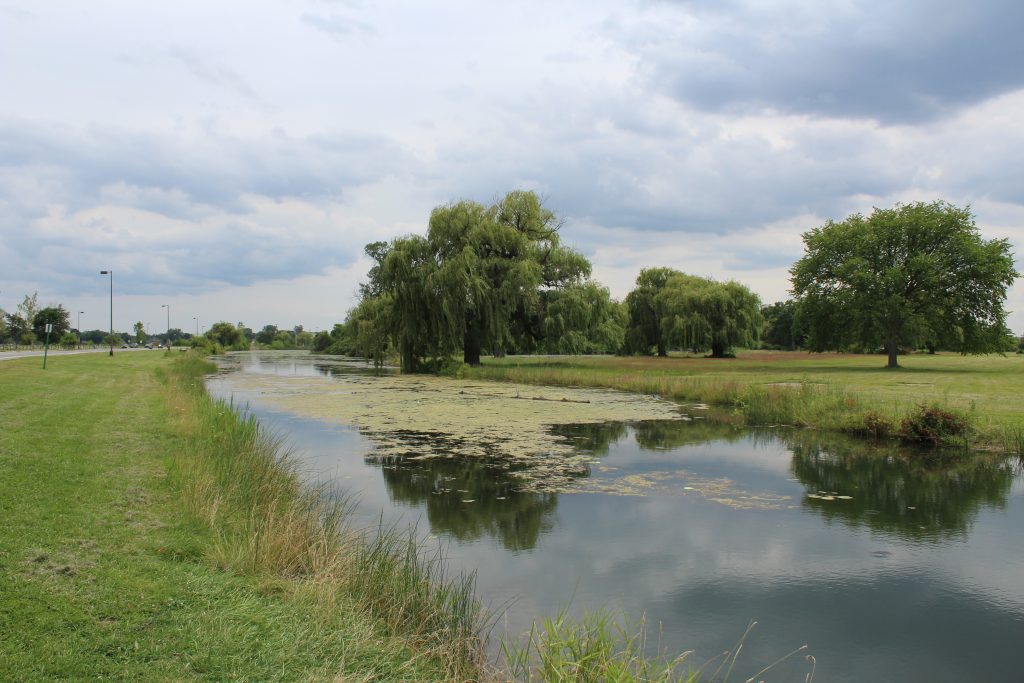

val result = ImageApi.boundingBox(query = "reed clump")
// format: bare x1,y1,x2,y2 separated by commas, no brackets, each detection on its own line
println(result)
160,354,485,679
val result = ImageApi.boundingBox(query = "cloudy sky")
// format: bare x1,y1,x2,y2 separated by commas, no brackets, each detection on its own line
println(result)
2,0,1023,335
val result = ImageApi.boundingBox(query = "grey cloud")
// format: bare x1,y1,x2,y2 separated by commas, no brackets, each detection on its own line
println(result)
634,0,1024,124
0,118,411,297
0,118,409,212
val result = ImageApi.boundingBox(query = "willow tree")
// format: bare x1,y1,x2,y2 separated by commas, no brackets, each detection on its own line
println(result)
375,190,590,370
657,274,763,358
541,281,627,355
624,267,682,356
790,201,1019,368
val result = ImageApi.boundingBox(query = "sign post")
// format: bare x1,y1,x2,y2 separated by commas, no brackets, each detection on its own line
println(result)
42,323,53,369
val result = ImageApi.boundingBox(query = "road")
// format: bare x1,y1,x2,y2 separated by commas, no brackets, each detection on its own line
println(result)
0,347,158,362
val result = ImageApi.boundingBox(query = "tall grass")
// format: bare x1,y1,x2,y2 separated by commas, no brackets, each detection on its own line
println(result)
466,362,1003,451
502,613,814,683
160,355,485,679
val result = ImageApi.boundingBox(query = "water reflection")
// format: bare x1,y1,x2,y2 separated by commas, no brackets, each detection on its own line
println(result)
368,417,1017,548
787,432,1017,541
208,353,1024,683
371,454,558,551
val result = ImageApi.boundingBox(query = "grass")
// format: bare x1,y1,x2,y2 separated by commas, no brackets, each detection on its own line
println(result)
0,351,481,681
462,351,1024,453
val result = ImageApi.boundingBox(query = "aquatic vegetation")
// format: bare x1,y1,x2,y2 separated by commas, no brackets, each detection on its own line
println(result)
220,370,683,492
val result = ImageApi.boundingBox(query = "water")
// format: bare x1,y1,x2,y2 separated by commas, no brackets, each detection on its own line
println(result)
208,352,1024,682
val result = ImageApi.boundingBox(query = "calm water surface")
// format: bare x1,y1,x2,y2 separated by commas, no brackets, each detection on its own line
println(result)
208,352,1024,682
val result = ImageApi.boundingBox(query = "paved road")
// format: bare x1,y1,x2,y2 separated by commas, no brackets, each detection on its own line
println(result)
0,347,156,362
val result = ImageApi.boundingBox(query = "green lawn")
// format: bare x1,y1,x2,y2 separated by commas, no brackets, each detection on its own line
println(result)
463,350,1024,450
0,353,463,681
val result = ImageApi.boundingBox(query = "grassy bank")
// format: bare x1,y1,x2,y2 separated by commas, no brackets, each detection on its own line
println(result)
0,352,480,681
461,351,1024,453
2,351,719,681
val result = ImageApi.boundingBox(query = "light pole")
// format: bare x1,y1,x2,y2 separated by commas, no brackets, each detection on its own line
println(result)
99,270,113,356
193,316,199,337
78,311,84,348
161,303,170,347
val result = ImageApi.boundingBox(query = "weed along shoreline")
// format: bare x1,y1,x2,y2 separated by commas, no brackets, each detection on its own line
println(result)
459,350,1024,455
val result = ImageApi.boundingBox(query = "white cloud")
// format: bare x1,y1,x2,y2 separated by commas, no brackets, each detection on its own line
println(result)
0,0,1021,331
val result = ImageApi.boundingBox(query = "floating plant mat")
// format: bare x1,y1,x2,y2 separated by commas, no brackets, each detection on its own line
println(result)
219,371,783,504
576,469,793,510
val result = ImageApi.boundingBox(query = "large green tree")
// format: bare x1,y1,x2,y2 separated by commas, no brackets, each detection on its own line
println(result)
376,190,590,370
624,267,682,356
791,201,1019,368
761,300,805,350
656,274,763,358
540,281,627,355
32,306,71,343
206,321,247,350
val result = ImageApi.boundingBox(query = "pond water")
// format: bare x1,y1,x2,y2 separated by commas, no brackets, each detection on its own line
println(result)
207,352,1024,682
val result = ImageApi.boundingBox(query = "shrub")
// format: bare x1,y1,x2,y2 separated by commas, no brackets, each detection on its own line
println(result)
855,411,895,439
899,404,970,447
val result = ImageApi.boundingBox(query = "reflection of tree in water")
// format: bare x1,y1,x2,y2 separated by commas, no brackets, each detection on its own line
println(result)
786,432,1017,541
550,418,745,456
549,421,629,455
633,419,747,451
371,454,558,552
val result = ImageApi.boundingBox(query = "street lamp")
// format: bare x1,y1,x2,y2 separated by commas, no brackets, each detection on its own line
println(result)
193,316,199,337
99,270,113,356
161,303,170,347
78,311,84,348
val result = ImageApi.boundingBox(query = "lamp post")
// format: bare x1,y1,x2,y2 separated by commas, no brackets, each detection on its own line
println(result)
99,270,113,356
77,311,84,349
161,303,170,347
193,316,199,337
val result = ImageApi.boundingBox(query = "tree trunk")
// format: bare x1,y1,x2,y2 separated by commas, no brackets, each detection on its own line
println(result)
463,322,483,366
657,340,667,357
711,341,727,358
886,342,899,368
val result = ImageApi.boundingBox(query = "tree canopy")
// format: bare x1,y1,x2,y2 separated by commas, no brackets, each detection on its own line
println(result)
624,270,762,357
369,190,590,370
33,306,71,342
657,274,762,358
790,201,1019,367
624,267,681,356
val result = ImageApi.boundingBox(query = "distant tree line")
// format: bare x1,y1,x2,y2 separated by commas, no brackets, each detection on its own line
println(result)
313,196,1017,371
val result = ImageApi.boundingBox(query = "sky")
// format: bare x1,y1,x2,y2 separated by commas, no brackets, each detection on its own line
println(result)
2,0,1023,335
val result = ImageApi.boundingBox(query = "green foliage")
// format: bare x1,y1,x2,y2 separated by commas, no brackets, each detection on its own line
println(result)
370,190,590,370
4,312,31,344
32,305,71,342
16,292,39,329
255,324,279,345
791,201,1019,367
539,281,626,355
899,404,971,447
133,320,146,343
205,321,247,351
58,331,79,347
624,267,681,355
761,300,805,350
657,274,763,358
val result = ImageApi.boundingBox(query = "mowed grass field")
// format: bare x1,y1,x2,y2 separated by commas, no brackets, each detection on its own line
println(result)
464,350,1024,450
0,352,474,682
